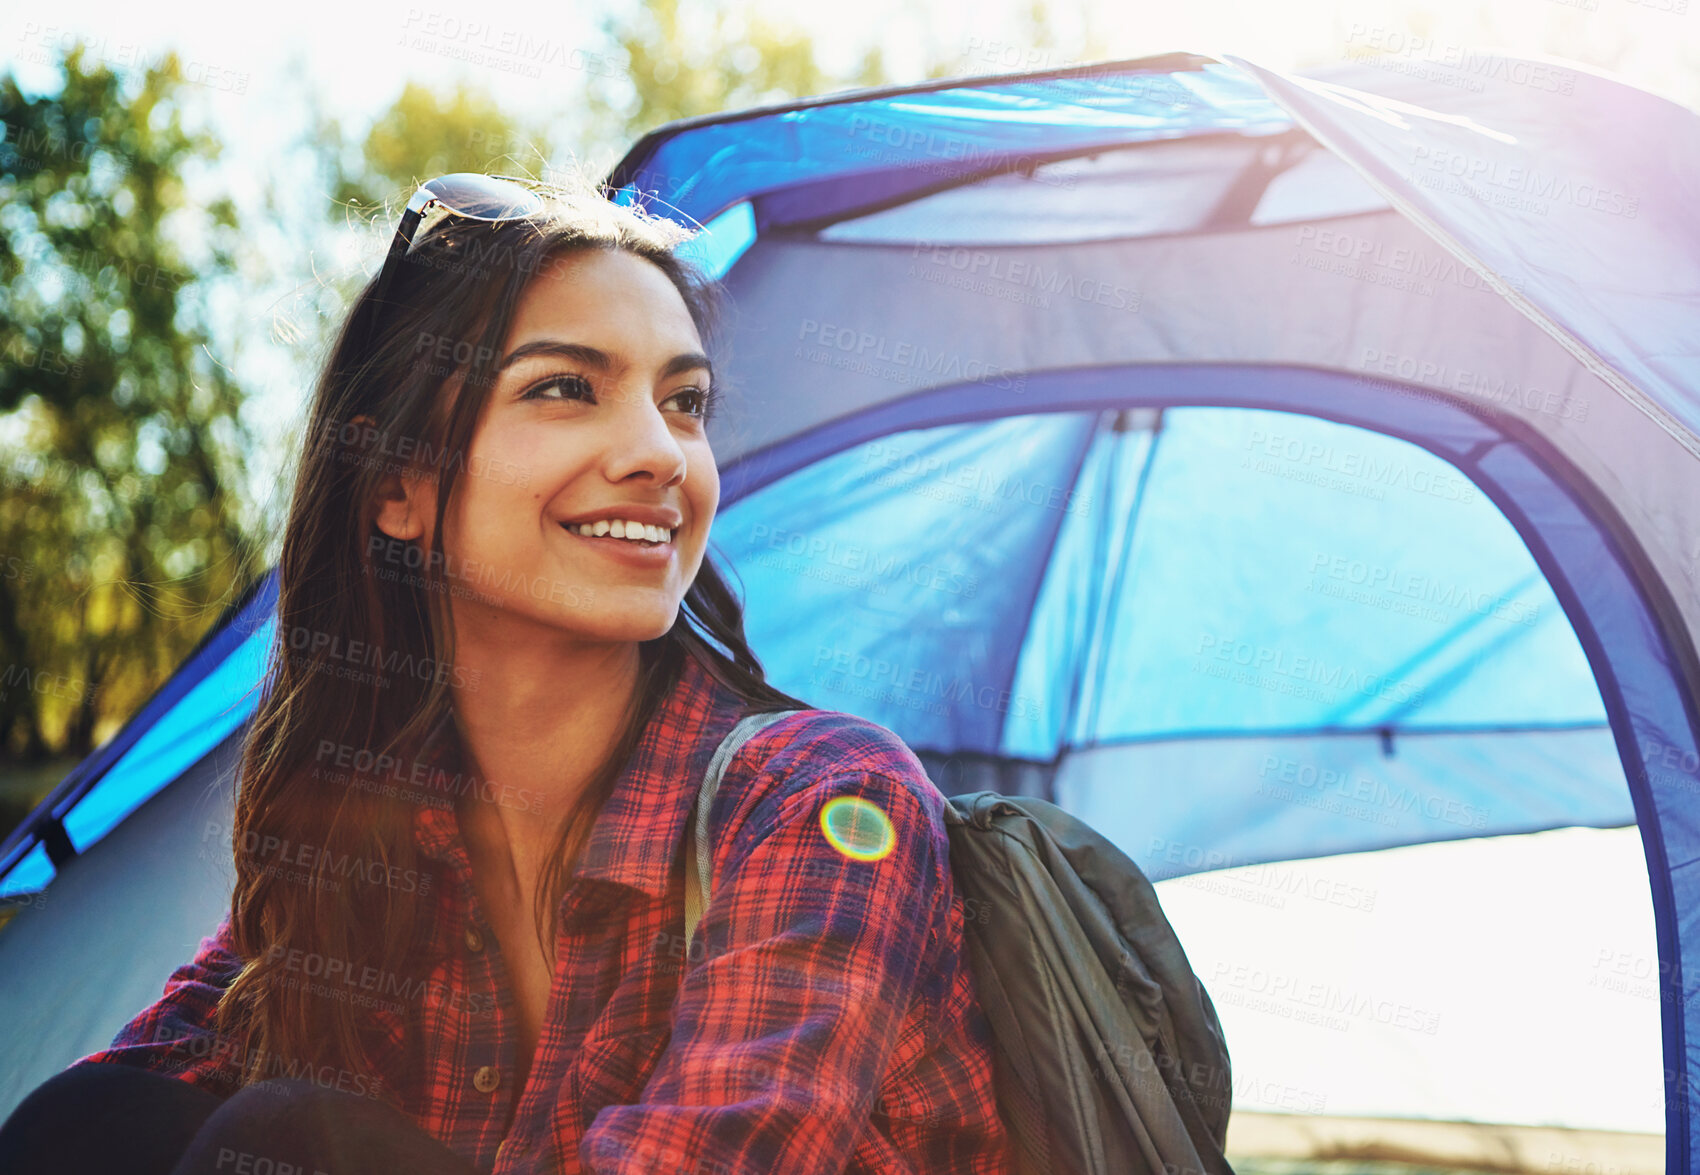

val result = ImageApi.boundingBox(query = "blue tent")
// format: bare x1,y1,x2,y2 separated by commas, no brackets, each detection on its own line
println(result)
3,49,1698,1170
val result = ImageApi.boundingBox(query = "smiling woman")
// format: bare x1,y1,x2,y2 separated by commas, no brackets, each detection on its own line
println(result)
0,171,1020,1175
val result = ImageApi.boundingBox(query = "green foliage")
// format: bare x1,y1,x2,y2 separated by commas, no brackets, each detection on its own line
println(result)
316,79,553,222
0,44,258,760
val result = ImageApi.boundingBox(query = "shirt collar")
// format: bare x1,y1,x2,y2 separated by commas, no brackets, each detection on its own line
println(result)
411,648,751,902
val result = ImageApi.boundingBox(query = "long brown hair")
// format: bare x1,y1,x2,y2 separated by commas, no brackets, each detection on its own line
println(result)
216,173,810,1089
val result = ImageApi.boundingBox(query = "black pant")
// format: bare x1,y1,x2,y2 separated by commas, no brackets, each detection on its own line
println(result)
0,1064,480,1175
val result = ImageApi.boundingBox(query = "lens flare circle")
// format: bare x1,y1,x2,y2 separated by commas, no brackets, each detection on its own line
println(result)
818,795,895,862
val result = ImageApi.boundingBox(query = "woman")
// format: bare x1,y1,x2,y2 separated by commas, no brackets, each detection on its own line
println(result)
0,174,1018,1174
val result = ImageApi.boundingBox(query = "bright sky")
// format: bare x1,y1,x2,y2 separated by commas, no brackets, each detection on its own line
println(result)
4,0,1696,133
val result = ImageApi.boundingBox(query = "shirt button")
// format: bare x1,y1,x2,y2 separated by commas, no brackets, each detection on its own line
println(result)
474,1065,501,1093
464,925,484,953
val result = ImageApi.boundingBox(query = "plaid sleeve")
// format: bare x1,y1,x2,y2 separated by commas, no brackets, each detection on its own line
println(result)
69,909,248,1096
581,767,949,1175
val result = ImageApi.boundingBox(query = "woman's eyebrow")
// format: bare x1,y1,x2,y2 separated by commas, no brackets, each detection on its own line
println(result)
497,339,713,383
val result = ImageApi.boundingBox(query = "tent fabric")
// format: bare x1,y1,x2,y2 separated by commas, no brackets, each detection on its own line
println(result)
2,49,1697,1170
608,54,1295,234
711,376,1656,870
1225,53,1700,453
0,727,243,1115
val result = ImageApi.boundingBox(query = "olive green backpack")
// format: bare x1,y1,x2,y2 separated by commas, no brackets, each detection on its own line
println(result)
683,710,1236,1175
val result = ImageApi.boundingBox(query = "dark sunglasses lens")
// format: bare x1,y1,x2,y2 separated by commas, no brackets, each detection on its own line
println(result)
422,173,545,221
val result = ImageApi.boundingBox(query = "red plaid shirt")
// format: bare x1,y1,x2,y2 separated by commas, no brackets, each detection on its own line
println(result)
73,648,1019,1175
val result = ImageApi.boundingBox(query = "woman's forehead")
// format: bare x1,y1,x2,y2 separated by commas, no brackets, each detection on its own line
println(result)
510,249,700,348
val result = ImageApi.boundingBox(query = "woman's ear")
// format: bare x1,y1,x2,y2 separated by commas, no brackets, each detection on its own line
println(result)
352,414,436,544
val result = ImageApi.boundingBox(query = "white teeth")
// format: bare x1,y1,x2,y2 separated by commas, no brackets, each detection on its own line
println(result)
570,520,672,543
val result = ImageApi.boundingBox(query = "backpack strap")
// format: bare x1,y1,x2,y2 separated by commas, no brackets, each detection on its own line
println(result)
683,709,805,954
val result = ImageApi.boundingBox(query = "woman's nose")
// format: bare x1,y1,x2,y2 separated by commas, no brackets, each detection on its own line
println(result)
602,387,687,485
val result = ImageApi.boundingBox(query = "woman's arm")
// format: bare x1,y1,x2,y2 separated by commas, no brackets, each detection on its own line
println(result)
582,766,951,1175
70,909,251,1096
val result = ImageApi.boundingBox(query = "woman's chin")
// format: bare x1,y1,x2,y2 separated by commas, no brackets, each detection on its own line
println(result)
534,600,681,645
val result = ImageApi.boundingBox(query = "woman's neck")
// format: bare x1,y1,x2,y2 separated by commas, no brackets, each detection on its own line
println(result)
448,635,643,881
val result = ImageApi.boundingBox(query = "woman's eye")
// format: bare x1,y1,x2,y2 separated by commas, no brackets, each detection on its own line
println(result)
520,374,595,402
670,386,720,419
519,375,717,418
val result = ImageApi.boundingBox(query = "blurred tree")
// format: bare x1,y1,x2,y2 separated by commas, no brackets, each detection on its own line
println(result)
585,0,894,158
0,44,259,764
314,79,553,221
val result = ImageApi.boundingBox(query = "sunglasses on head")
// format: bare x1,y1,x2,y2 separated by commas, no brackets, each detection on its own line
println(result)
364,173,548,317
389,172,551,258
371,171,702,300
356,171,701,365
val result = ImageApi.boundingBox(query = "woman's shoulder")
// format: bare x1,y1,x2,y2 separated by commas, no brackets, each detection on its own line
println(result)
725,705,945,828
